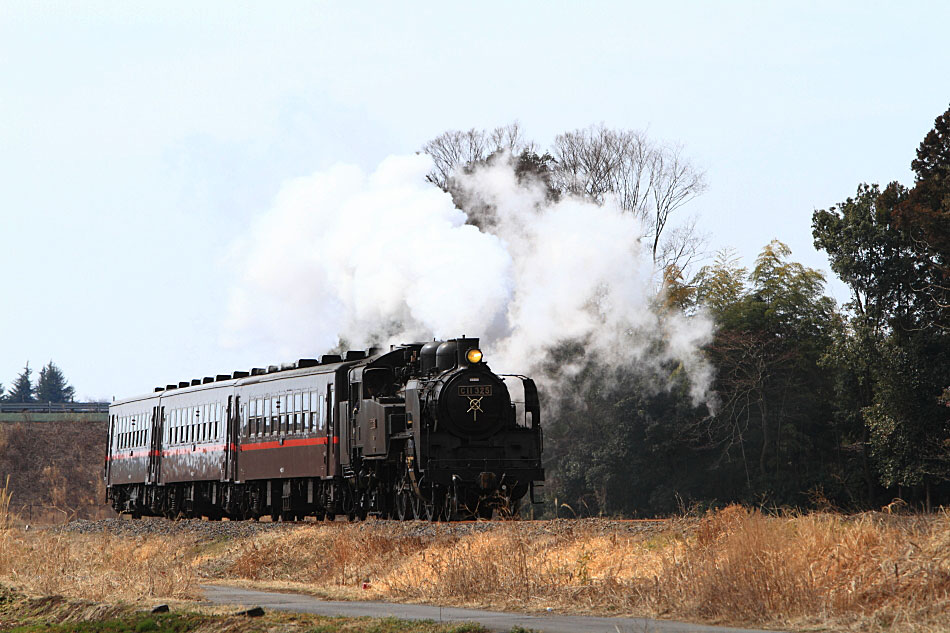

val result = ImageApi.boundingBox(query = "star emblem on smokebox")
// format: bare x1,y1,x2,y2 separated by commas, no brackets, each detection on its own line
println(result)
466,396,484,421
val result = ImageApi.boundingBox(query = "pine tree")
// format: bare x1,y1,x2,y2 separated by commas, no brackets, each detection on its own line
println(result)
35,361,75,403
7,363,35,403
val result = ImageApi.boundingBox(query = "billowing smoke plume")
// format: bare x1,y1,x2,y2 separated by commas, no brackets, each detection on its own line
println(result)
224,153,714,404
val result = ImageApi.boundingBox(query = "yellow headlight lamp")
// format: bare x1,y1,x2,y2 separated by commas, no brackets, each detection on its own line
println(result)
465,348,483,364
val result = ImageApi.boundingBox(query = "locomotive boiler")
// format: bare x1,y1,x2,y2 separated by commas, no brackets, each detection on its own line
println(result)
105,337,543,521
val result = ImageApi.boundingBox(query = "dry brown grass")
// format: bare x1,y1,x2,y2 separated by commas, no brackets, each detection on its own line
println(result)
0,420,113,524
210,509,950,631
3,508,949,631
0,475,15,529
0,528,199,602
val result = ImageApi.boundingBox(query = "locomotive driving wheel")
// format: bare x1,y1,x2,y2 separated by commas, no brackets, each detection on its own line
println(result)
395,489,412,520
412,492,434,521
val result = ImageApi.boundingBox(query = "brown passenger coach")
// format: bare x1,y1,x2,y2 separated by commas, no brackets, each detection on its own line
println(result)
105,338,544,520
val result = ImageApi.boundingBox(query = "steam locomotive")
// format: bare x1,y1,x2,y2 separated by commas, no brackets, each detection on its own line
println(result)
105,337,544,520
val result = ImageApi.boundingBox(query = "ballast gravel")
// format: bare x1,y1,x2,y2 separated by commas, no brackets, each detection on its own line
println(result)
56,516,679,542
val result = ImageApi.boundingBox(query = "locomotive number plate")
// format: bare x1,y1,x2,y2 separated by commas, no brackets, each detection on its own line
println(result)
459,385,492,397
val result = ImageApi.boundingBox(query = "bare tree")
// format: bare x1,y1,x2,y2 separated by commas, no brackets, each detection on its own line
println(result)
422,122,534,189
656,216,707,274
550,125,707,264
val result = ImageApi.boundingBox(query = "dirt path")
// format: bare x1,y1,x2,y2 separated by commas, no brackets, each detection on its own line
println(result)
201,584,784,633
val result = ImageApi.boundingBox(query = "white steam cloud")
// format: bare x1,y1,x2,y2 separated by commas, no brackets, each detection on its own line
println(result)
224,153,714,404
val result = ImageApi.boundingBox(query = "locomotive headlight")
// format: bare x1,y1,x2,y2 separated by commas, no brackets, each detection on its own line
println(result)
466,348,483,364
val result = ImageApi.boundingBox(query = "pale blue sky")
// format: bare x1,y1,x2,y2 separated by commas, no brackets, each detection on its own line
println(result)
2,2,948,399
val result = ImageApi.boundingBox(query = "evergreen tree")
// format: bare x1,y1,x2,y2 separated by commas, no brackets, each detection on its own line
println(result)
7,363,35,403
35,361,75,403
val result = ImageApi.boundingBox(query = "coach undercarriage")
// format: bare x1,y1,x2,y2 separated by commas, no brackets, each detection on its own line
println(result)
108,469,526,521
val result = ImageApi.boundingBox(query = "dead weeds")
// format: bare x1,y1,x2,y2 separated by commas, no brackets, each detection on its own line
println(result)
3,509,950,631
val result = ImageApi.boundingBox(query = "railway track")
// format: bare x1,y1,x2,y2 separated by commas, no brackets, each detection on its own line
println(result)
58,515,676,541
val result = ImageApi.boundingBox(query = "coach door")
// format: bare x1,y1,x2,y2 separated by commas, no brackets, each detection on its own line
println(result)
224,395,239,481
146,406,164,484
325,384,336,476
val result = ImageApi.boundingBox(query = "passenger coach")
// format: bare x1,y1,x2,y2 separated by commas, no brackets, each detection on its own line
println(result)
106,338,543,520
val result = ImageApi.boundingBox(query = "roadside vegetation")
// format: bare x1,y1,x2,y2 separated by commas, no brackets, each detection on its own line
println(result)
2,505,950,632
0,585,487,633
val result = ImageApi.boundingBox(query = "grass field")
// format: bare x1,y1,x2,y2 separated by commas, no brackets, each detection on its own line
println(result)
2,504,950,632
0,585,487,633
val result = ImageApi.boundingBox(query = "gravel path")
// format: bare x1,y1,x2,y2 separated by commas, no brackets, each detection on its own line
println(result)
201,584,782,633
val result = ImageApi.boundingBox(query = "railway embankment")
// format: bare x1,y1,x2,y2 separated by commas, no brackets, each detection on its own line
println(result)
0,417,112,523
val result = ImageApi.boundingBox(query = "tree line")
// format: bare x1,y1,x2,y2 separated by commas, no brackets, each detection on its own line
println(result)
422,111,950,514
0,361,75,403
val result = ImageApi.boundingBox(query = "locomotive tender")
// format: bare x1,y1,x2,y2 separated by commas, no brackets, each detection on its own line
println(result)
105,337,543,520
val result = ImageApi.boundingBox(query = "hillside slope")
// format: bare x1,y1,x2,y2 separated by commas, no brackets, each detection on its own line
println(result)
0,419,112,522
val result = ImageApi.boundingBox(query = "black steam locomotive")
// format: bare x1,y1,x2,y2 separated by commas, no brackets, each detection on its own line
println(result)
105,337,544,520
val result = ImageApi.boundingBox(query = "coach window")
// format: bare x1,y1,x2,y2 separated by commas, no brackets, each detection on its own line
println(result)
302,392,311,432
257,397,263,435
261,398,273,435
311,391,319,431
292,393,300,433
280,394,288,434
287,394,294,434
249,398,257,436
